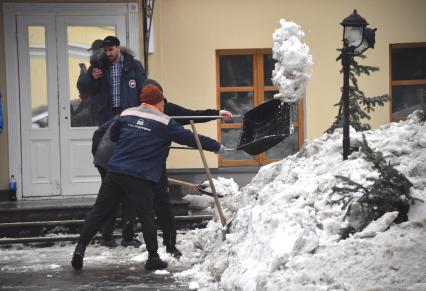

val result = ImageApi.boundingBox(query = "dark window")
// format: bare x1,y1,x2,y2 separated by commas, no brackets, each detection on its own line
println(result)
219,55,253,87
390,43,426,121
216,49,304,167
391,47,426,80
392,85,426,119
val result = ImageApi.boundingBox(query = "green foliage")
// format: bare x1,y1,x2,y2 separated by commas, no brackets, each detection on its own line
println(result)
327,53,389,133
330,135,420,237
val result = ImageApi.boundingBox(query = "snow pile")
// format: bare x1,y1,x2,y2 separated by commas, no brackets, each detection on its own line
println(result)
175,113,426,290
272,19,313,102
183,177,239,211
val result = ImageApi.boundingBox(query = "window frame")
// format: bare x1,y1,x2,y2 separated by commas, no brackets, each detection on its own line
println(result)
216,48,304,167
389,42,426,122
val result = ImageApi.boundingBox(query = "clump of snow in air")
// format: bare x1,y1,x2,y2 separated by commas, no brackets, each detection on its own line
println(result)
272,19,313,102
174,111,426,290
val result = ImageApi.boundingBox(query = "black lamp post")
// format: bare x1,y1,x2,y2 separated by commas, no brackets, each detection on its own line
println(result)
340,10,376,160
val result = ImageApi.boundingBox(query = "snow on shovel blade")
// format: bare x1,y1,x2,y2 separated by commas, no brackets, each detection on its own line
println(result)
237,99,292,155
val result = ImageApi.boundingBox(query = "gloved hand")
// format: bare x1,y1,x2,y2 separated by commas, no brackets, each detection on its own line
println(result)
216,145,227,154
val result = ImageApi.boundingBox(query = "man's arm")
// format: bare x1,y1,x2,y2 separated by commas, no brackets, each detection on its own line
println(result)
165,102,232,125
167,119,221,152
77,67,100,96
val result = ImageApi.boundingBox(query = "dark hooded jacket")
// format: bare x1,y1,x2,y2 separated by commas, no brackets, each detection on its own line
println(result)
77,47,147,126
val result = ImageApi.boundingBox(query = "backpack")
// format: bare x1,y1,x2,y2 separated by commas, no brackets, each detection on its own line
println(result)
91,117,117,156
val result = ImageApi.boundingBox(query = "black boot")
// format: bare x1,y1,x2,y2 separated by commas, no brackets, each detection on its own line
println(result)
71,242,86,270
166,245,182,258
145,253,168,270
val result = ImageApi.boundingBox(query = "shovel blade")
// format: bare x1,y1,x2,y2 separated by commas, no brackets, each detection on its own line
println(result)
237,99,292,155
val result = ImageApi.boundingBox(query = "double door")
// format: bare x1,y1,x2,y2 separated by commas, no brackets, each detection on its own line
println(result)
18,15,125,197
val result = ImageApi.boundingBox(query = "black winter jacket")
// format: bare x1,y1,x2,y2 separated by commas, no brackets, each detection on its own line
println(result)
77,48,147,125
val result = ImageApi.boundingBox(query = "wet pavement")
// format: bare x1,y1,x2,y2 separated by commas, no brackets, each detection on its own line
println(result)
0,242,192,290
0,264,190,290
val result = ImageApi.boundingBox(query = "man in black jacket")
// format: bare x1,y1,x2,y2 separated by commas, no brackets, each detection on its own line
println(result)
77,36,147,126
92,79,232,256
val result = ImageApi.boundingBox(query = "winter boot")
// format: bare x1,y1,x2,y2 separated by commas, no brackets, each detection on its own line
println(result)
71,242,86,270
166,245,182,258
121,238,142,248
144,253,168,270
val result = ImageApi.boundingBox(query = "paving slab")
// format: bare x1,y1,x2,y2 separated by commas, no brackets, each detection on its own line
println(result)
0,242,191,291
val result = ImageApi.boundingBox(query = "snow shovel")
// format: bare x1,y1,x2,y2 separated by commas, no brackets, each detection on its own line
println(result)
168,178,225,198
236,99,292,155
190,120,230,240
170,99,292,155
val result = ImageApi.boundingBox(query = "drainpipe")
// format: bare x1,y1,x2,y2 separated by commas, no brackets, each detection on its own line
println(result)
141,0,155,75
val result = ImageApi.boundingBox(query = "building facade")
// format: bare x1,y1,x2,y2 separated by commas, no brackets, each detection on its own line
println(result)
0,0,425,199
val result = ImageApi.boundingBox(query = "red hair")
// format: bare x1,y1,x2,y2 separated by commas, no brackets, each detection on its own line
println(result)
139,84,164,105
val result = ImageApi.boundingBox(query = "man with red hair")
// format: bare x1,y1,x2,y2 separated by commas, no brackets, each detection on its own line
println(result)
72,85,225,271
92,79,232,255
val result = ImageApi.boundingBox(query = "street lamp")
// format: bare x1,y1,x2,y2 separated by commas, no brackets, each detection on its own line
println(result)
340,10,376,160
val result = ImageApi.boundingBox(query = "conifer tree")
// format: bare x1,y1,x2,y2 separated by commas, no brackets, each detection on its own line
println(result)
327,52,388,133
330,135,421,237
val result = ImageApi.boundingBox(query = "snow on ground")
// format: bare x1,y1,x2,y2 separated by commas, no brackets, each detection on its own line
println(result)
183,177,239,212
0,238,182,273
173,112,426,291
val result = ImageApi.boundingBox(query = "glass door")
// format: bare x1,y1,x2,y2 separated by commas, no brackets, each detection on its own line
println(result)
56,16,126,195
17,14,126,197
17,16,61,197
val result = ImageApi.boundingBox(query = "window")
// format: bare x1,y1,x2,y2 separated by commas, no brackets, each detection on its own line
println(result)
216,49,304,167
390,43,426,122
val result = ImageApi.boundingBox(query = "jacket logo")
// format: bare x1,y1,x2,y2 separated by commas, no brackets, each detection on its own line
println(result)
129,79,136,88
136,119,144,126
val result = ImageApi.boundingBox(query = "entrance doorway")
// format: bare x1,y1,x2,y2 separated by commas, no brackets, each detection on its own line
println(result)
4,3,137,198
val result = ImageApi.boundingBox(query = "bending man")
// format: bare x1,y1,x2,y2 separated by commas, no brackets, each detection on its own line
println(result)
72,85,225,271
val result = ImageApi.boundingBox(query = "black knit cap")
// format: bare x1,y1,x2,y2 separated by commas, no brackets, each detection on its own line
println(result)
143,79,163,92
88,39,103,51
102,36,120,47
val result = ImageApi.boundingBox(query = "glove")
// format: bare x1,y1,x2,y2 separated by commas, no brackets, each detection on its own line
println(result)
217,145,227,154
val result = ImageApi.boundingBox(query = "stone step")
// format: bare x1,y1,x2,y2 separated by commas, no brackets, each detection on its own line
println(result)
0,198,190,223
0,213,212,238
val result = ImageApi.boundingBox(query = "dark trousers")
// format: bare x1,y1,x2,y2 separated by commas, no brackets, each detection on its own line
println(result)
97,167,136,242
154,169,177,247
78,172,158,255
97,167,177,247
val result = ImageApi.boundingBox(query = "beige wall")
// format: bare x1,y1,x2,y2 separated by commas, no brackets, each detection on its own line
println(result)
149,0,426,168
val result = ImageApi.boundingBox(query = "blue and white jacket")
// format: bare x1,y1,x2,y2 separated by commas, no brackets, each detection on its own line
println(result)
107,104,221,183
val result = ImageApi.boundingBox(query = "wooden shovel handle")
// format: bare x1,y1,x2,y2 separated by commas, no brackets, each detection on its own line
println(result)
168,178,197,189
190,120,227,226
